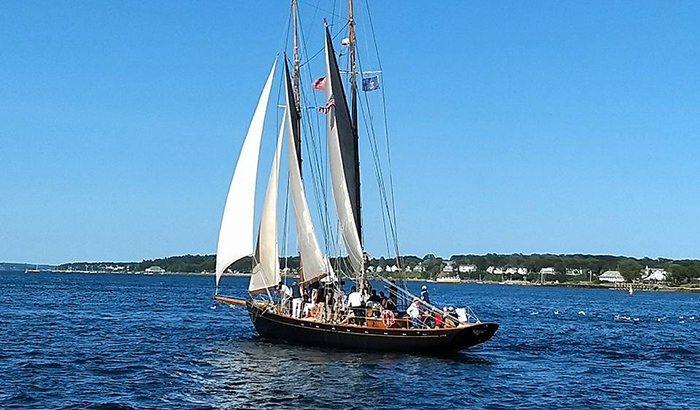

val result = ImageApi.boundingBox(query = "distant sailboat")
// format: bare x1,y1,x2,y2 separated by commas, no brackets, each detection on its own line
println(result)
213,1,497,352
629,284,634,296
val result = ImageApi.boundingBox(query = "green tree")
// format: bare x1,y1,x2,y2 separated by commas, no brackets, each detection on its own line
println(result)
618,259,642,282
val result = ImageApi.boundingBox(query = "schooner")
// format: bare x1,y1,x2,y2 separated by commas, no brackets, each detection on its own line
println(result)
213,1,498,352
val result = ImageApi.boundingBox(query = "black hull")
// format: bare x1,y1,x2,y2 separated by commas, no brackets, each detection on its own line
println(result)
246,301,498,353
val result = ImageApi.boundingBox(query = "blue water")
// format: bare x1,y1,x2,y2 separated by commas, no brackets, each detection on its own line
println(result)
1,271,698,409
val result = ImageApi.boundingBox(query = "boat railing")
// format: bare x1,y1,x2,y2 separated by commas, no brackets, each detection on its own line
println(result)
378,276,480,324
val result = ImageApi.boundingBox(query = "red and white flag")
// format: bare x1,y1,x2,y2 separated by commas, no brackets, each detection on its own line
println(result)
312,76,326,91
318,98,335,114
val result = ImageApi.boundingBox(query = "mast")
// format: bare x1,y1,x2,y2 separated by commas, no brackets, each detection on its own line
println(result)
348,0,362,247
292,0,301,116
291,0,304,281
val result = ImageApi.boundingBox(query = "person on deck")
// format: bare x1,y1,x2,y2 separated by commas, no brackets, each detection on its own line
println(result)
315,284,326,321
333,286,346,322
324,284,334,322
346,286,364,325
279,281,292,315
382,294,397,312
368,289,381,303
379,291,388,305
291,281,303,318
407,298,422,328
420,285,430,305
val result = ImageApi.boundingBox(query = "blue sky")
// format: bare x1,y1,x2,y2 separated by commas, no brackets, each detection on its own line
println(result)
1,1,699,264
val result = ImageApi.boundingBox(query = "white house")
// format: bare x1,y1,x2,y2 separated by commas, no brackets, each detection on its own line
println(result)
599,270,625,283
505,267,518,275
366,266,375,273
375,266,383,273
642,266,668,282
145,266,165,274
459,264,478,273
539,267,556,275
442,261,455,273
517,267,528,275
404,265,413,273
387,265,400,273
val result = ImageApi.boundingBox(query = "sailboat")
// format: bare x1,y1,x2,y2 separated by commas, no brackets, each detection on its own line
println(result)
213,1,498,352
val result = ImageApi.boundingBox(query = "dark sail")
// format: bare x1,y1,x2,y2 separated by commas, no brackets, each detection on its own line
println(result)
284,58,302,172
324,27,362,245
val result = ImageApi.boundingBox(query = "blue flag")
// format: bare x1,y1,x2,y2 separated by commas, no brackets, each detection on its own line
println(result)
362,76,380,92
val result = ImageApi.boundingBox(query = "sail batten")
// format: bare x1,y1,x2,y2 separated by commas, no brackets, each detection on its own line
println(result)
215,58,277,287
249,113,285,293
324,28,364,273
284,60,332,282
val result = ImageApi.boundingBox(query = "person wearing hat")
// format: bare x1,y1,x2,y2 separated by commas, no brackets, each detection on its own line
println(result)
406,297,422,328
420,285,430,305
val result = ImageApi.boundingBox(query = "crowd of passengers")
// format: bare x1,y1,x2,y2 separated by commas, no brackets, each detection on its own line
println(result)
273,280,463,329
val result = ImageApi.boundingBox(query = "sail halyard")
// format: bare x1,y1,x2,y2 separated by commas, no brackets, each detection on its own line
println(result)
215,57,278,288
248,112,285,294
323,26,364,275
284,60,332,284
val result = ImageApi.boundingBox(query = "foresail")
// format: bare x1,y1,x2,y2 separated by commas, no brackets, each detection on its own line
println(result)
323,28,364,273
283,61,331,283
215,57,278,287
249,113,285,293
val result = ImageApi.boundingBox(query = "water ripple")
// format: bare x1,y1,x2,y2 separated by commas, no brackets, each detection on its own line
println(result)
1,272,699,408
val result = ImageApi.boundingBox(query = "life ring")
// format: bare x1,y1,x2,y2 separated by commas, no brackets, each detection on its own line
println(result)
381,309,395,327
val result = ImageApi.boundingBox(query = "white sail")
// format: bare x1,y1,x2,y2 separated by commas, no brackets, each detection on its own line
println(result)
324,39,364,274
249,113,285,293
215,58,277,287
284,75,332,283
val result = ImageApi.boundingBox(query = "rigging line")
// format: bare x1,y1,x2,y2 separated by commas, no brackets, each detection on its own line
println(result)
299,7,328,248
356,80,391,256
356,52,396,257
282,158,291,274
298,0,345,21
348,16,397,253
298,20,340,258
298,20,349,68
363,0,401,260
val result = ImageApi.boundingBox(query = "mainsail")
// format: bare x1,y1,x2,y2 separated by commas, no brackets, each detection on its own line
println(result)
215,58,277,287
324,27,364,273
283,60,331,283
249,113,285,293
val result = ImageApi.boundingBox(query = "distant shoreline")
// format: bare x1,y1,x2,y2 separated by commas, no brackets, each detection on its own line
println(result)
8,270,700,293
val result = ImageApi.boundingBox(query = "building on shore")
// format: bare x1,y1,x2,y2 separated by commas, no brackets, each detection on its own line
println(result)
458,264,478,274
642,266,668,282
539,267,556,275
145,266,166,274
599,270,625,283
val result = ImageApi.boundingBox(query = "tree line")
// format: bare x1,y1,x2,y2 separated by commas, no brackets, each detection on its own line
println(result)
56,253,700,285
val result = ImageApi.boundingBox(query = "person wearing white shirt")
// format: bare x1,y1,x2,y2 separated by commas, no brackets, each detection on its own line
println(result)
406,298,422,328
346,286,364,325
278,281,292,315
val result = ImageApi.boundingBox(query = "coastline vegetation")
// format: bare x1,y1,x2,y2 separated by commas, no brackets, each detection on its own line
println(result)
29,253,700,286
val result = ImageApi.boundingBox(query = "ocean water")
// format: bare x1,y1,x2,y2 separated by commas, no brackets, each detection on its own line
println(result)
1,271,698,409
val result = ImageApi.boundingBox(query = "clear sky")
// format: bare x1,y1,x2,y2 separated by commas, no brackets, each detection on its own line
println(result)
2,1,699,265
